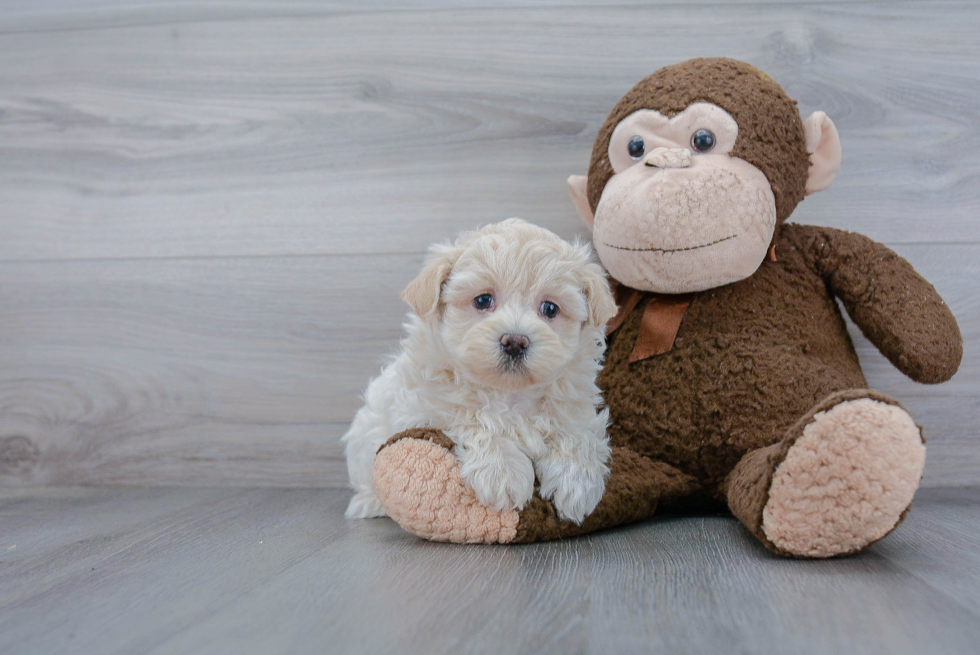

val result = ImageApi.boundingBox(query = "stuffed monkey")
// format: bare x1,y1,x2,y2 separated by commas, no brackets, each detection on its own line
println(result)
369,58,962,557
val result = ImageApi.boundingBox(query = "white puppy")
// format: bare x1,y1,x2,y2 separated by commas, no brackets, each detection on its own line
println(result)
343,218,618,524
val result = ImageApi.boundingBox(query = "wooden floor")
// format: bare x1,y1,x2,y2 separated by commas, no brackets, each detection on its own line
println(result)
0,485,977,654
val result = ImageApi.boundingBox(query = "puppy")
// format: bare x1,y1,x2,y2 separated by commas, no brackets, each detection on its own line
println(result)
343,218,618,523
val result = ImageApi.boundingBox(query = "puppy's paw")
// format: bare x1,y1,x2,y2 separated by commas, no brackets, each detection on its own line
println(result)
538,460,608,524
458,446,535,512
345,490,387,518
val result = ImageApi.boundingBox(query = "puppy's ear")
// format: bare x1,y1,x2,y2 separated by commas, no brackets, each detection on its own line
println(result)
581,263,618,328
401,243,460,318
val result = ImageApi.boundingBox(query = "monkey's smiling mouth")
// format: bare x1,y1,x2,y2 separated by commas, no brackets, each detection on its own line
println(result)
602,233,738,253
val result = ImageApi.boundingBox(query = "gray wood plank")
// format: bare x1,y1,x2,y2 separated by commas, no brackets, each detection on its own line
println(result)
874,486,980,615
0,1,977,264
0,487,352,654
0,486,977,654
0,0,882,32
0,243,975,488
0,253,415,488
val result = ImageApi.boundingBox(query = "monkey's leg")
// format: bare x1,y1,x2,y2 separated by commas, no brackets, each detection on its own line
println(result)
725,389,925,558
372,429,698,544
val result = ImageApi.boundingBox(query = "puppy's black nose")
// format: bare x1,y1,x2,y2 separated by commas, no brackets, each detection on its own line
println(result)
500,333,530,358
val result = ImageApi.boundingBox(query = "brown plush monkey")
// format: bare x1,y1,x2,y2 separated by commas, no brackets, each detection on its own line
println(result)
370,58,963,557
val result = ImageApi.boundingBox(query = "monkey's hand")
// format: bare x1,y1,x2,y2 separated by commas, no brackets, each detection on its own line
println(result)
789,224,962,383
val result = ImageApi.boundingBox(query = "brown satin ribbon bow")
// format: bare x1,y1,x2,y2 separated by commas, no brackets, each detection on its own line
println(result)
606,282,693,363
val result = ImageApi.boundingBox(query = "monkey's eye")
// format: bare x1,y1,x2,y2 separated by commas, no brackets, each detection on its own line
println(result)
473,294,494,311
539,301,560,319
690,129,716,153
627,136,645,161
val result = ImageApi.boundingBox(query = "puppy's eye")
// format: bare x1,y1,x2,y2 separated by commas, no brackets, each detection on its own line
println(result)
539,301,560,319
627,135,645,161
690,129,716,153
472,294,494,311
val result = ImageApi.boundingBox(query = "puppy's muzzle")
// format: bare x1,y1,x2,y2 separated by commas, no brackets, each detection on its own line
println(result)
500,333,530,360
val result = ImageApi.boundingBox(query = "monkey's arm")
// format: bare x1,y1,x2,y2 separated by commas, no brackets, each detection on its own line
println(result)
783,223,962,384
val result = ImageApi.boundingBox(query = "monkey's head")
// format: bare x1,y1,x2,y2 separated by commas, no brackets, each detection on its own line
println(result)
568,58,842,293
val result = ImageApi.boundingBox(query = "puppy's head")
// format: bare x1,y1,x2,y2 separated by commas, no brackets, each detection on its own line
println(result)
402,218,617,391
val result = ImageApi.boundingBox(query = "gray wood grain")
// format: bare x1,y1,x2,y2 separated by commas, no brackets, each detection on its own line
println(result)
0,0,883,33
1,1,977,262
0,1,977,487
0,486,977,654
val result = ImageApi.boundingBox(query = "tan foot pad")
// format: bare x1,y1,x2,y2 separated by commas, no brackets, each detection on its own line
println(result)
763,398,925,558
373,437,519,544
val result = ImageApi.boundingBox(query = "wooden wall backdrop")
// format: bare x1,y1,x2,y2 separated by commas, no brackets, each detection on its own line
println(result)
0,0,976,487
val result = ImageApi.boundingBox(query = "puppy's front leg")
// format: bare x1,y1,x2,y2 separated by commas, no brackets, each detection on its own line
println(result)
456,433,535,512
536,430,611,524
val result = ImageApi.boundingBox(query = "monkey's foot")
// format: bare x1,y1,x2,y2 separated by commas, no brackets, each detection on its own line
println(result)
373,429,519,544
761,392,925,558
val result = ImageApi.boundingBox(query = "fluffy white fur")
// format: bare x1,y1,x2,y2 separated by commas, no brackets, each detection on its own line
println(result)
343,218,618,524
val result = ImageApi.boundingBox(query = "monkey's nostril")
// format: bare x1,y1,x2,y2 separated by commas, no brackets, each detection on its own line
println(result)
500,333,530,358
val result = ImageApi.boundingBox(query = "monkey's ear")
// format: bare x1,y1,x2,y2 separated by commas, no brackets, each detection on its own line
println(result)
582,263,618,328
401,244,459,319
567,175,595,230
803,111,842,195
